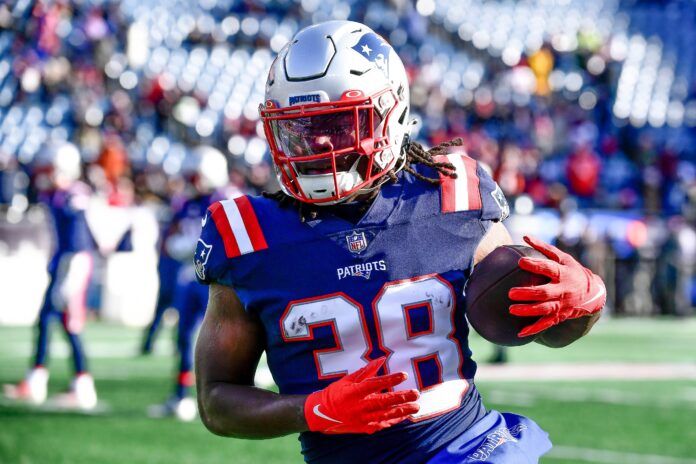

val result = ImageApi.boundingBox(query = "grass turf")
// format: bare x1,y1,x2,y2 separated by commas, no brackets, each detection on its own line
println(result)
0,318,695,463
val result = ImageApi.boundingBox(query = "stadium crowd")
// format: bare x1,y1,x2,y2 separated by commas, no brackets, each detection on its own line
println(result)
0,0,694,318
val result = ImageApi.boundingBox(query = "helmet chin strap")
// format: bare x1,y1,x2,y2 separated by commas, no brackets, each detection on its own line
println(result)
340,143,409,203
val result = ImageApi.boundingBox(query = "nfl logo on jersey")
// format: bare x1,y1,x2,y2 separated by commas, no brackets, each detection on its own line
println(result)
346,231,368,254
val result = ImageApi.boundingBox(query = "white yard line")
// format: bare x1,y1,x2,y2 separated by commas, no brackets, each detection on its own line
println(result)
476,363,696,381
486,387,696,410
549,446,696,464
1,341,169,359
4,340,696,386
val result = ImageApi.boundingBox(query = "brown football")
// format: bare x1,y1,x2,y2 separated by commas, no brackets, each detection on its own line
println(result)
465,245,549,346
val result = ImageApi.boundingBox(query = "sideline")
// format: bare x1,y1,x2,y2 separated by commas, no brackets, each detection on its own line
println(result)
549,445,696,464
476,363,696,381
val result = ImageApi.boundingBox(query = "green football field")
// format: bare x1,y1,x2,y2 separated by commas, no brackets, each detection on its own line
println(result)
1,318,695,464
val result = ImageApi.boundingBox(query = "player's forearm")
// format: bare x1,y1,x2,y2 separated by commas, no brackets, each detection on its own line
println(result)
198,382,308,439
474,221,513,265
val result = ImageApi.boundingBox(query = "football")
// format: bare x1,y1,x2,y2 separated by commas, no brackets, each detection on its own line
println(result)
465,245,549,346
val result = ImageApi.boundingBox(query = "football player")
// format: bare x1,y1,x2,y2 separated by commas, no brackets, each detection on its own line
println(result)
193,21,606,463
4,141,97,410
147,146,233,420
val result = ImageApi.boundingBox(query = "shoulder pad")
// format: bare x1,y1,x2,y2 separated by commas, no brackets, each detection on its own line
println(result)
433,152,509,221
208,196,268,258
194,195,268,283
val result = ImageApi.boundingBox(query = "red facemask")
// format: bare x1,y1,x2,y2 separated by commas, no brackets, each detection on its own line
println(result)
260,88,398,203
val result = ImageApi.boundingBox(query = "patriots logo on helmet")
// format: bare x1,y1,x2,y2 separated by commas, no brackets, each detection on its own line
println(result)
351,33,391,77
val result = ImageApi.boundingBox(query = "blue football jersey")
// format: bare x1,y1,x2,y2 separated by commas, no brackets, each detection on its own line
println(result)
161,193,219,263
40,182,96,259
195,154,509,464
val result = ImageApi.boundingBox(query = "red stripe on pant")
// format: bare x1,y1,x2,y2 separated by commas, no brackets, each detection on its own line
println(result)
178,371,194,387
64,252,94,334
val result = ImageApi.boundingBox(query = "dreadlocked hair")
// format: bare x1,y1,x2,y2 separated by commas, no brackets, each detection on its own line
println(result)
262,138,463,221
401,137,461,184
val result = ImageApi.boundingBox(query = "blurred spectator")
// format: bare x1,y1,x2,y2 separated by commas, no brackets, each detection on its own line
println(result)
0,0,693,317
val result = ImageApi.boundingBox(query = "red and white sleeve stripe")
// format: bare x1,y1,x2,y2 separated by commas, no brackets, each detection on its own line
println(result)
433,153,482,213
209,196,268,258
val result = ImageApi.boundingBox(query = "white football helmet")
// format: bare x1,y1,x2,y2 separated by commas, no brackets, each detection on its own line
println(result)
260,20,411,204
35,140,82,185
182,146,229,192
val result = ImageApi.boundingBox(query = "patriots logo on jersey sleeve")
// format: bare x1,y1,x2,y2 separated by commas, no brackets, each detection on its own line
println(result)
194,239,213,281
351,33,391,77
491,185,510,221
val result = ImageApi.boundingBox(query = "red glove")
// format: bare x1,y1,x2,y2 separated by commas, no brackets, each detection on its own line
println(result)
509,236,606,338
304,357,420,435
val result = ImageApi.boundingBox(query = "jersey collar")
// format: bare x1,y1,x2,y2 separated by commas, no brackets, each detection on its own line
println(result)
305,173,405,233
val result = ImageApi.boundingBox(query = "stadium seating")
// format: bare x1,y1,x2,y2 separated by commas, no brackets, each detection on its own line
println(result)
0,0,693,212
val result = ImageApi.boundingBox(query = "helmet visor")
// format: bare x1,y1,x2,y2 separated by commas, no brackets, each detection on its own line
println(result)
270,108,375,159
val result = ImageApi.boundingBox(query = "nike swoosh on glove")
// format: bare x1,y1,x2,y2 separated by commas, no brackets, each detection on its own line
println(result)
508,235,606,338
304,357,420,434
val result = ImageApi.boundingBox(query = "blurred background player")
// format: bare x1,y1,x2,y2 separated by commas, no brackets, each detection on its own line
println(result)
146,146,233,421
3,140,97,410
139,189,188,355
141,147,233,355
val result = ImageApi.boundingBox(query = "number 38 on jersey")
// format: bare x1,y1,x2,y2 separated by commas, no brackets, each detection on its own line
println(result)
281,274,470,421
